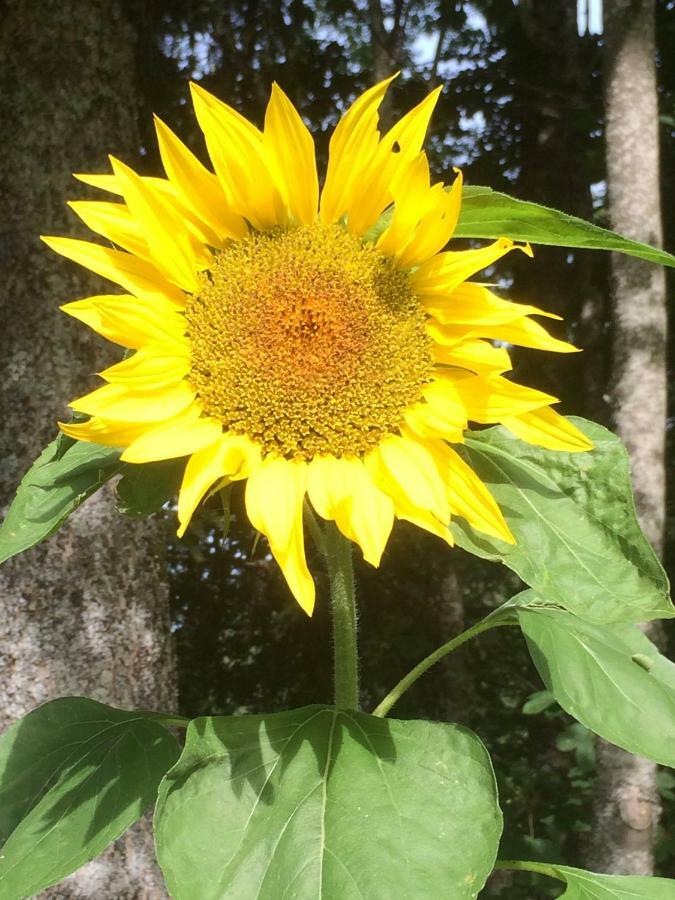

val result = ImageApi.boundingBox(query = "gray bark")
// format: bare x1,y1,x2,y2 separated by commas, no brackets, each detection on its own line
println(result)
0,2,175,896
588,0,667,875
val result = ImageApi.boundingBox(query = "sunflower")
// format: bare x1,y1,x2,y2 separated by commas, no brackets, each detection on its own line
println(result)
43,76,591,615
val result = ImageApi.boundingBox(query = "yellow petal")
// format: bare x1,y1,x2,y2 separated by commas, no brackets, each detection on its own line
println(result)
422,281,560,326
99,345,190,389
501,406,594,452
410,239,533,298
432,338,513,375
58,416,148,448
480,317,578,353
154,115,247,242
42,236,185,305
424,438,514,544
110,156,201,292
320,75,397,226
245,457,315,614
307,456,394,566
381,87,442,197
346,86,442,235
429,317,576,355
397,170,464,268
177,433,261,537
426,372,558,424
377,152,433,257
73,172,122,193
75,171,221,257
190,82,286,230
392,494,454,546
367,434,449,524
68,201,149,259
264,83,319,225
121,411,222,463
70,380,196,422
404,402,467,442
61,295,187,350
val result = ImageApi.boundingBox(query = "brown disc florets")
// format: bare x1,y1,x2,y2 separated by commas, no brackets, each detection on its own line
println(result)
186,223,433,459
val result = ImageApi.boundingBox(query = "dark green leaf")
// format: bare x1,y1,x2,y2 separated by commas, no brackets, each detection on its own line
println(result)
115,458,184,517
0,697,180,896
457,186,675,268
452,418,672,624
0,433,121,565
516,596,675,767
155,705,502,899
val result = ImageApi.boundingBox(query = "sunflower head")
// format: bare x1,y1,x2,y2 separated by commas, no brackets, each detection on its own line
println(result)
44,76,591,615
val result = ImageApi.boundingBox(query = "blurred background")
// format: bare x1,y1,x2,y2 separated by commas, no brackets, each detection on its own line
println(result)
1,0,673,896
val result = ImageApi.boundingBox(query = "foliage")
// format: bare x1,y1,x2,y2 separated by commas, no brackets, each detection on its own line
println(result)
0,698,181,896
156,708,501,898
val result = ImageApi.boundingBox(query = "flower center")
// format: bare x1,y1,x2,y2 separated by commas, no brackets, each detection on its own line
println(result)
185,223,433,459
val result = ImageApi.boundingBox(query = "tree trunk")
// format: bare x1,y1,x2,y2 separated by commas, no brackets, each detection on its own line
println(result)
588,0,666,874
0,2,175,896
367,0,405,127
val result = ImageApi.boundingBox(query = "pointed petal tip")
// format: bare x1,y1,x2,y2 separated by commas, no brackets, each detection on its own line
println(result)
297,588,316,616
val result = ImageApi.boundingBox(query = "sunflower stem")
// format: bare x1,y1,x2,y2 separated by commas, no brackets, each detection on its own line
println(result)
324,523,359,710
372,608,516,718
493,861,565,882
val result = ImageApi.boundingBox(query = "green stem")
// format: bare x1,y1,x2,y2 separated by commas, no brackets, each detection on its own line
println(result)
155,714,190,729
324,522,359,710
493,860,565,882
372,609,515,717
304,501,327,557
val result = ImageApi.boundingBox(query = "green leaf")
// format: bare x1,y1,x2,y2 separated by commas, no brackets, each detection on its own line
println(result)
516,596,675,767
0,697,180,896
115,458,184,517
452,418,672,624
527,862,675,898
457,186,675,268
364,186,675,268
521,690,556,716
155,705,502,899
0,428,187,562
0,433,121,565
557,867,675,899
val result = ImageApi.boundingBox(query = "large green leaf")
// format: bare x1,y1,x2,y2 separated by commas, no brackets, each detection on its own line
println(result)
515,595,675,767
452,418,672,624
155,705,502,899
0,697,180,897
457,186,675,268
0,433,121,565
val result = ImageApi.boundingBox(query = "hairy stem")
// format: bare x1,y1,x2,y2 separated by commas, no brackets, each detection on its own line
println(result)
324,523,359,709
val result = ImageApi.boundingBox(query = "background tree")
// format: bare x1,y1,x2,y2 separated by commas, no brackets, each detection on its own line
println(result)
0,1,176,895
588,0,668,875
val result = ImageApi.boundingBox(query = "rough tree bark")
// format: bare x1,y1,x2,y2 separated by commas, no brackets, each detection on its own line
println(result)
0,2,175,896
588,0,667,875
